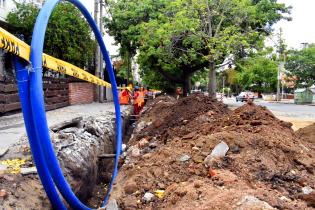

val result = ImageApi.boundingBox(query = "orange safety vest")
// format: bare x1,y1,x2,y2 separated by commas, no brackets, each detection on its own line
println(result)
139,91,145,106
134,91,142,107
119,90,130,105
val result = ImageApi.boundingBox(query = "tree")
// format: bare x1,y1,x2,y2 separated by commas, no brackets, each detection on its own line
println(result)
105,0,290,97
237,55,278,94
7,2,96,70
285,44,315,88
104,0,166,83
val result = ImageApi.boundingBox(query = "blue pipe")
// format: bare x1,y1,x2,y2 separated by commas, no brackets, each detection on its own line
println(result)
14,57,66,210
28,0,122,209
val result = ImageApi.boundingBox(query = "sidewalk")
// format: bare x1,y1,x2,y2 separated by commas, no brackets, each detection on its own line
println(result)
0,102,128,150
265,99,294,104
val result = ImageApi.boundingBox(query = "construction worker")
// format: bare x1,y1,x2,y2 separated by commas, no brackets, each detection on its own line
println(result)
139,86,145,109
119,87,132,105
133,86,141,115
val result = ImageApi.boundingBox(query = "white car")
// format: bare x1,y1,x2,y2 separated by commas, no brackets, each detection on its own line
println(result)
236,92,255,102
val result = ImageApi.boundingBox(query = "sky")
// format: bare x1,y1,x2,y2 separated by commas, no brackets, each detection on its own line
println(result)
80,0,315,54
267,0,315,49
80,0,120,56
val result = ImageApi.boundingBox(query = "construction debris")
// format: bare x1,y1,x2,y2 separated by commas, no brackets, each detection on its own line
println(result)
20,167,37,175
109,94,315,209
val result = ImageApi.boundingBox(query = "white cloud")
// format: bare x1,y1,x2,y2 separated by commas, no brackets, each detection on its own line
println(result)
272,0,315,49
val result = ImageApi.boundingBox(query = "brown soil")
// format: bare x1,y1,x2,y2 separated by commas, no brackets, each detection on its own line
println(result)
133,93,229,144
296,123,315,144
110,94,315,210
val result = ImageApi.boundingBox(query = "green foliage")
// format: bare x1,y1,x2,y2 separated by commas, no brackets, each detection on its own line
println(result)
237,55,278,93
105,0,290,94
7,2,96,69
285,44,315,88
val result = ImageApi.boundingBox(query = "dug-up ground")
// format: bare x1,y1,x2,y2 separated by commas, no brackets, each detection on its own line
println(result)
110,93,315,210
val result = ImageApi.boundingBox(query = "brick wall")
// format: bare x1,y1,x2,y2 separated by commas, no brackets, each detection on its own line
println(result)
69,83,94,105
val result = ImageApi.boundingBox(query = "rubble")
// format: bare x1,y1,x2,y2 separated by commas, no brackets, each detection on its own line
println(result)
143,192,155,202
0,189,8,199
20,167,37,175
179,154,191,162
302,186,314,195
0,146,9,157
236,195,276,210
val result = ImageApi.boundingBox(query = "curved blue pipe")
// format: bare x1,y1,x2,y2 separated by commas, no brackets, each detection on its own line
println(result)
14,57,66,210
28,0,122,209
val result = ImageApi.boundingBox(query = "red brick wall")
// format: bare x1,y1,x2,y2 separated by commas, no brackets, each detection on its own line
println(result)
69,83,94,105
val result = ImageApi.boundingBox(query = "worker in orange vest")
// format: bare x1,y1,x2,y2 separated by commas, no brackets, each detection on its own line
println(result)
139,86,145,109
133,86,141,115
119,87,132,105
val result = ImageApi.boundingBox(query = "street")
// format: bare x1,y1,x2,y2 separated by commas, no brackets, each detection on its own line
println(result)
224,97,315,130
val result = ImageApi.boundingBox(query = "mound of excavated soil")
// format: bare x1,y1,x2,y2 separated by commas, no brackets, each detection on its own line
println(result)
296,123,315,144
110,94,315,210
134,94,229,143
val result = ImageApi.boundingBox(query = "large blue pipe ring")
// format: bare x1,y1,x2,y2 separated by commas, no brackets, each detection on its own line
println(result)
17,0,123,209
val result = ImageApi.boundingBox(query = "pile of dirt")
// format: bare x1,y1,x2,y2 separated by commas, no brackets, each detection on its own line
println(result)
110,94,315,210
134,93,229,143
296,123,315,144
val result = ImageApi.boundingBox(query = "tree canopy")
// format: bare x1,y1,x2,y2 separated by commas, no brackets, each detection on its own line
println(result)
105,0,290,96
285,44,315,88
237,54,278,93
7,2,96,70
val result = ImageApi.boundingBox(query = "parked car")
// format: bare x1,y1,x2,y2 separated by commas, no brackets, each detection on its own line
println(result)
236,92,255,102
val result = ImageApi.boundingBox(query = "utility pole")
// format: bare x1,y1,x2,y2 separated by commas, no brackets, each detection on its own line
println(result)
99,0,105,102
277,64,281,102
94,0,100,102
277,28,286,102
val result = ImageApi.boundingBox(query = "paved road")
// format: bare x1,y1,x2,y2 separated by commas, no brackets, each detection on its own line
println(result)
224,97,315,130
0,102,129,149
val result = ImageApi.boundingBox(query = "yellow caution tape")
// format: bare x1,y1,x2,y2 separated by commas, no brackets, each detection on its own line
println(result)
0,27,111,88
1,159,26,174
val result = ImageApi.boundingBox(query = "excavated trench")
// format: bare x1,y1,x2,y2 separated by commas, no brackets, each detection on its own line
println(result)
0,107,134,210
86,111,136,208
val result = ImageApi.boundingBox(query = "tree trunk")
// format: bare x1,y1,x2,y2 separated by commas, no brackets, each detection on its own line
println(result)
182,73,191,97
208,62,216,99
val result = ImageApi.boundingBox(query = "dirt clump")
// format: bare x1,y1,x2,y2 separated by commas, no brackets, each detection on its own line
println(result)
296,123,315,144
110,94,315,210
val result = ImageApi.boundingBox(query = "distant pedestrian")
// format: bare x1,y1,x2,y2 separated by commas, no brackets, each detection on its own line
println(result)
176,87,182,100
